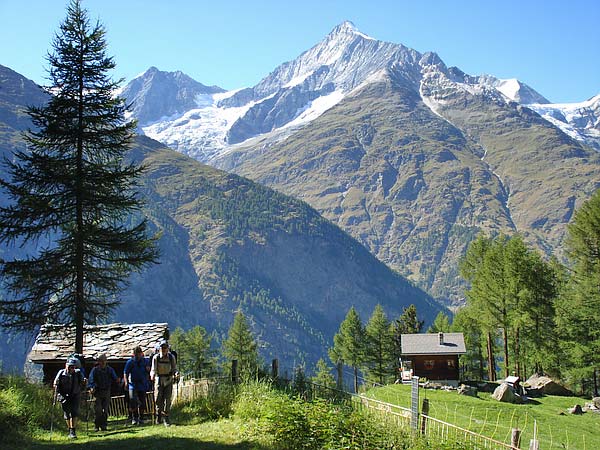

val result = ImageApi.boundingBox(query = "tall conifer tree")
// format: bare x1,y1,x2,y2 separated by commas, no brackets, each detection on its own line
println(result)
329,306,365,393
364,304,395,385
559,189,600,395
222,310,259,377
0,0,157,353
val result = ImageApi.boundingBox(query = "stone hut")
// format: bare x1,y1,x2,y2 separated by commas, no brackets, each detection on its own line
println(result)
27,323,169,384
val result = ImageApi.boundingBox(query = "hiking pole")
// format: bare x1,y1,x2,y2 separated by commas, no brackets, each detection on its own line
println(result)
85,389,90,435
50,384,58,435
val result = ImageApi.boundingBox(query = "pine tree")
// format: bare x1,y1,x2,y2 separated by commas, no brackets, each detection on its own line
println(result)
427,312,452,333
311,358,336,390
329,306,365,393
221,310,259,378
460,234,557,379
364,304,394,385
558,189,600,395
0,0,157,353
170,325,215,378
391,304,424,363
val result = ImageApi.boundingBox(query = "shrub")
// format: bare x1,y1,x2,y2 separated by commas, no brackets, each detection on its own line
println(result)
172,382,236,424
231,380,280,420
0,375,60,445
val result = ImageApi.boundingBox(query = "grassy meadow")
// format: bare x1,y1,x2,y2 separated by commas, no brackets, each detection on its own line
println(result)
364,383,600,450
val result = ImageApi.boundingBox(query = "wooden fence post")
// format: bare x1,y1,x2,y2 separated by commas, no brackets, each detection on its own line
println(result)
420,398,429,435
511,428,521,449
272,359,278,380
231,360,238,384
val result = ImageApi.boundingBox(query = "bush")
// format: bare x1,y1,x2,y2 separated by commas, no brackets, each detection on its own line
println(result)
172,382,236,424
231,380,279,420
0,375,60,445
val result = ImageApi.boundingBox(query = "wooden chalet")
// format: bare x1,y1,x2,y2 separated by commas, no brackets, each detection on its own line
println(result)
27,323,169,385
400,332,466,385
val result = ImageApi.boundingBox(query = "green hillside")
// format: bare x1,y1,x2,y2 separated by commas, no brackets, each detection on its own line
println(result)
0,65,443,371
218,70,600,305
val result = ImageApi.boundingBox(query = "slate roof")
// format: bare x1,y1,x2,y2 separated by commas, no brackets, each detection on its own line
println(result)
400,333,466,356
28,323,169,363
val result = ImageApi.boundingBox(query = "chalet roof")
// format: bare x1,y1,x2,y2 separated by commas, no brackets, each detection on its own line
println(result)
28,323,169,363
400,333,466,356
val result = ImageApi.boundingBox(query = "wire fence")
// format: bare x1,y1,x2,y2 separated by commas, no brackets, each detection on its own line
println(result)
51,372,596,449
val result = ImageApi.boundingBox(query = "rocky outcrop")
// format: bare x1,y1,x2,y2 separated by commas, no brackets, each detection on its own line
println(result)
525,374,573,396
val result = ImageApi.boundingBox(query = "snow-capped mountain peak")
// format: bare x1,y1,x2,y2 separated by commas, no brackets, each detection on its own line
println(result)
327,20,374,41
123,23,598,164
121,67,225,126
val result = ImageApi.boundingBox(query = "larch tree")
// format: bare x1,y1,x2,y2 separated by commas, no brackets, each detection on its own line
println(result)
221,310,259,378
329,306,365,393
558,189,600,395
391,304,424,365
427,311,452,333
0,0,157,353
170,325,215,378
364,304,395,385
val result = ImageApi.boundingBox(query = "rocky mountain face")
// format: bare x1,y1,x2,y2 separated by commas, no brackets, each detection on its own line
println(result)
120,66,225,126
120,23,600,305
0,68,443,371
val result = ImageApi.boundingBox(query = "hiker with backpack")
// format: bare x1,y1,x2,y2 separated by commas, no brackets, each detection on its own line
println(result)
150,339,179,426
53,357,87,439
124,346,150,425
88,353,119,432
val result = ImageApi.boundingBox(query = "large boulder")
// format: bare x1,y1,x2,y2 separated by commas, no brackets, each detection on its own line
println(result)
492,383,522,403
457,384,478,397
525,374,573,396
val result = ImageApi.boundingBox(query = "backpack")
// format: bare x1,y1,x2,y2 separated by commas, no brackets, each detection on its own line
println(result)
56,369,83,399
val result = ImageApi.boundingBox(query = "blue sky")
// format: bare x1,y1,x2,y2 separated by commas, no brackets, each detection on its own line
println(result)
1,0,598,103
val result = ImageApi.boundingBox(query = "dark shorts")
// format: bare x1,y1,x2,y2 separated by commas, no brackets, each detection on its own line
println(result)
61,394,81,419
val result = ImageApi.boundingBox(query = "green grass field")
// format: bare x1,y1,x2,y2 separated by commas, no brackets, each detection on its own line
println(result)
363,384,600,450
22,419,270,450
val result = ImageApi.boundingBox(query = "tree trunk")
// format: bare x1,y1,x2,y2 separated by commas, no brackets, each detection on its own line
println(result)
353,366,359,393
502,327,510,379
514,327,520,378
594,368,599,397
478,343,485,380
487,332,496,381
74,53,86,356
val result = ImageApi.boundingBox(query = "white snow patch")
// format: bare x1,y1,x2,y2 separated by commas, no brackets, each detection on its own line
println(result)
284,90,345,128
355,30,375,41
283,70,315,88
495,79,521,102
213,88,247,102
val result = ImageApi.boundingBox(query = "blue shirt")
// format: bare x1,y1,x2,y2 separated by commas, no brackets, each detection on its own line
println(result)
124,356,149,391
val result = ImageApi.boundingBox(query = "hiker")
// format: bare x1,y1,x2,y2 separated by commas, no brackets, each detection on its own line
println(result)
150,339,179,426
124,346,150,425
53,357,87,439
68,352,87,378
88,353,119,432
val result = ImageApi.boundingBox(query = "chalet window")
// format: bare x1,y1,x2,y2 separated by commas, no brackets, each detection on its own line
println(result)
424,360,434,370
447,359,455,368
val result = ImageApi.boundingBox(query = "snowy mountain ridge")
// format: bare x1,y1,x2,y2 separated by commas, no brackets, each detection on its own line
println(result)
123,22,599,163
